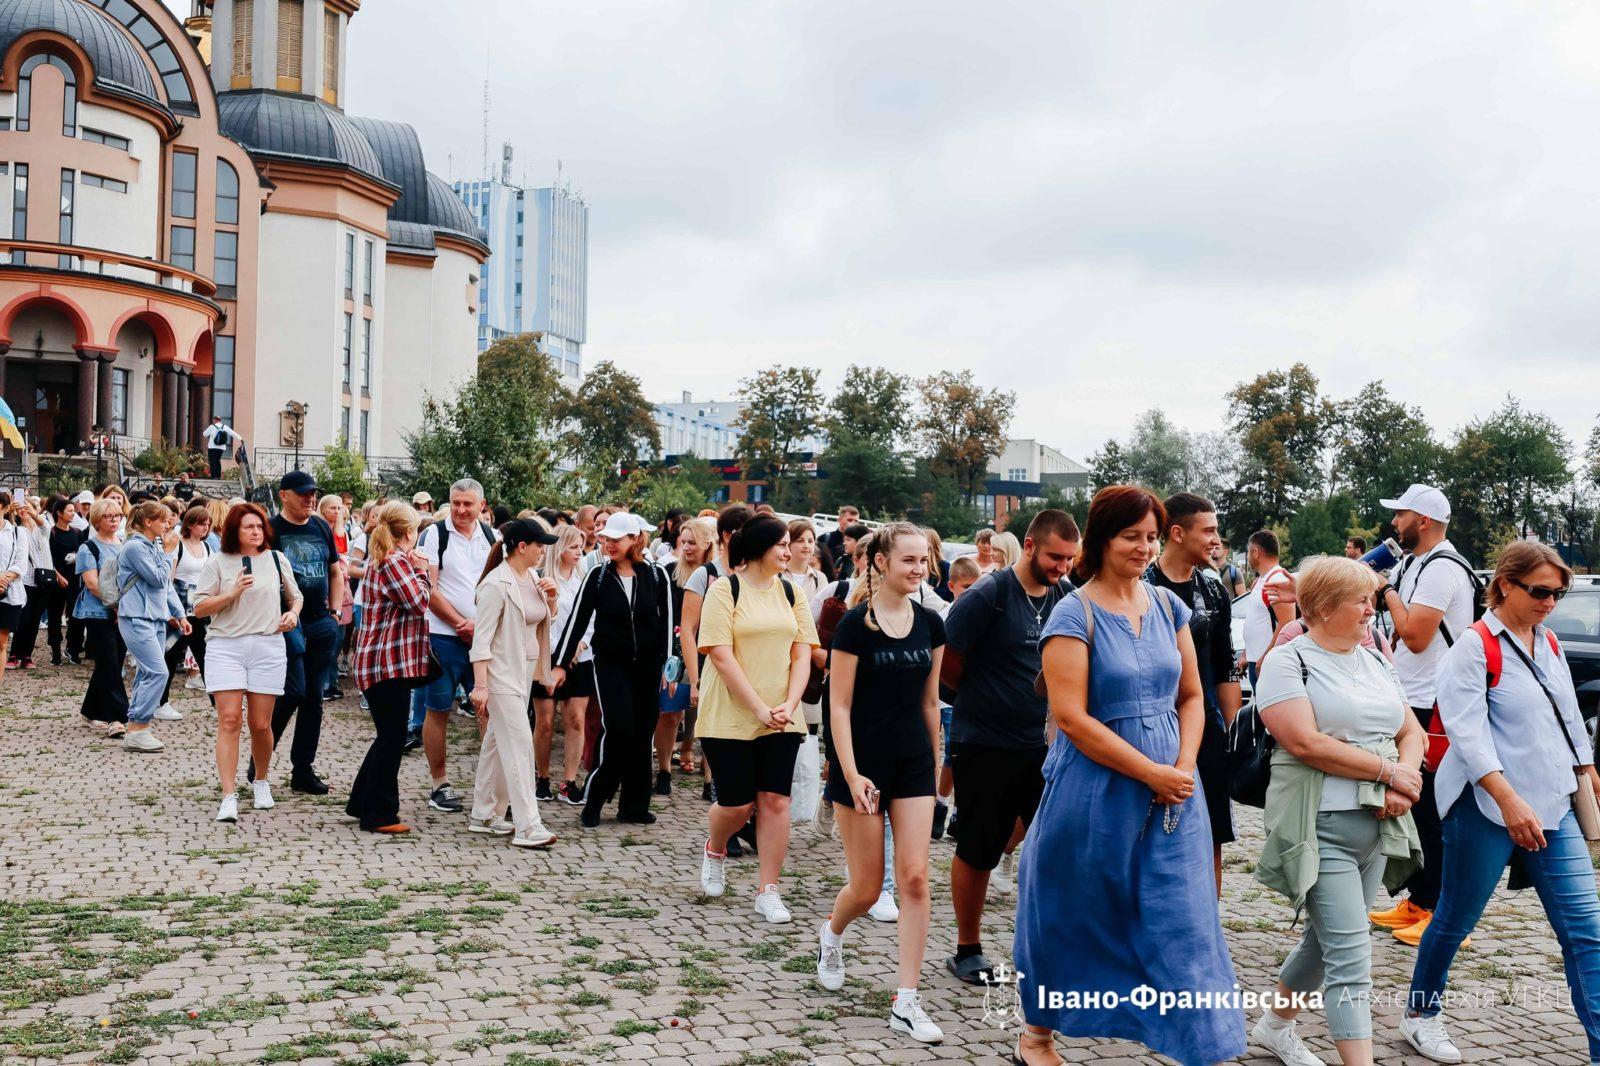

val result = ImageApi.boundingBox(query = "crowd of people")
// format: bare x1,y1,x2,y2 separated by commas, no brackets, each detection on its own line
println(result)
8,470,1600,1063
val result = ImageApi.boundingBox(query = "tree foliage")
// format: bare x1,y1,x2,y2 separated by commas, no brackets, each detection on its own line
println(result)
1440,396,1571,560
312,441,371,501
1002,486,1091,537
827,365,913,443
819,436,916,519
732,367,824,493
403,335,569,509
1332,381,1442,528
1222,363,1337,537
559,360,662,498
915,370,1015,502
1089,438,1133,490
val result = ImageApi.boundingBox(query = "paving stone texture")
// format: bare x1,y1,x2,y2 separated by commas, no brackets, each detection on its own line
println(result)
0,664,1595,1064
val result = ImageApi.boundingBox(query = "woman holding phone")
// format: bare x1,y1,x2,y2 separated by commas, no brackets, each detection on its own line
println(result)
192,503,302,822
814,522,945,1044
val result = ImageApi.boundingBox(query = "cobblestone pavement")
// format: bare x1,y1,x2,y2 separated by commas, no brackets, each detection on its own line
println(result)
1,663,1596,1065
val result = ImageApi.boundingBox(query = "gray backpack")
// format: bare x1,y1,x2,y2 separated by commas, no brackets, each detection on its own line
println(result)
86,540,137,609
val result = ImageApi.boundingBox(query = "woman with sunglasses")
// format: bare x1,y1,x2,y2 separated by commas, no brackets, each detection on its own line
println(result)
1399,542,1600,1063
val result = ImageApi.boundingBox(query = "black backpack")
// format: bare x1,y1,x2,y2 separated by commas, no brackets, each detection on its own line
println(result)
1398,549,1485,646
433,519,497,563
726,572,796,609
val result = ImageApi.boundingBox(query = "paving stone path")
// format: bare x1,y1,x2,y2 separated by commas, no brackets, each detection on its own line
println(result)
1,664,1595,1064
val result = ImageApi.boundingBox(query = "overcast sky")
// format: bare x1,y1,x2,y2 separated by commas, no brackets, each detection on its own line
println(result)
210,2,1600,460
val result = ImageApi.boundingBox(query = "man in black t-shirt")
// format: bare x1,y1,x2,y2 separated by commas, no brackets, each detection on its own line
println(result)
256,470,346,794
941,508,1079,985
1145,492,1240,896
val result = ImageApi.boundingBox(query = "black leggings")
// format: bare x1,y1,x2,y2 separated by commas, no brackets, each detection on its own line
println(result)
10,584,45,661
45,579,81,660
580,660,663,820
80,617,127,723
347,678,411,830
161,616,209,704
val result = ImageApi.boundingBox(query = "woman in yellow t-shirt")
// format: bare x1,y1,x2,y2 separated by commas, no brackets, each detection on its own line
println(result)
696,514,820,922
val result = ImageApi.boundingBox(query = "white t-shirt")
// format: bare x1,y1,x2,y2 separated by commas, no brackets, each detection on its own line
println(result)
416,519,498,638
1255,635,1409,811
1392,540,1476,708
1243,564,1292,663
547,564,593,664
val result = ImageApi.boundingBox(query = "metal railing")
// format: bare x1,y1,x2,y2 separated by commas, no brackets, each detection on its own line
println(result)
251,446,412,488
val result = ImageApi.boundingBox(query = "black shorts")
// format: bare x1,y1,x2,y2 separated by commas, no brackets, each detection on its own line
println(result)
825,735,936,807
950,742,1046,872
1197,718,1235,846
533,660,595,702
701,732,803,808
0,602,21,632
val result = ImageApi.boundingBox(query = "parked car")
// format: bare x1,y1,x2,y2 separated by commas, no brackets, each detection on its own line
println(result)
1547,579,1600,750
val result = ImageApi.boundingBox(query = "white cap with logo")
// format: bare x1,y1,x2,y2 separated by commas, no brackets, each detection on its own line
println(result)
1379,484,1451,524
596,513,658,539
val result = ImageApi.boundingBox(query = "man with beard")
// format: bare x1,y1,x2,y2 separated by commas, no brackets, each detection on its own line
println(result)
1146,492,1241,896
1368,484,1478,948
941,508,1079,986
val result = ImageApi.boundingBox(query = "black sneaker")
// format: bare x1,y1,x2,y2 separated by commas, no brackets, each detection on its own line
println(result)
580,806,601,828
291,769,330,795
64,653,81,666
945,810,958,841
654,770,672,796
736,820,759,855
536,777,553,801
701,780,713,803
322,686,343,700
402,731,422,753
428,784,464,813
931,801,948,841
619,810,657,825
726,834,743,858
558,781,584,806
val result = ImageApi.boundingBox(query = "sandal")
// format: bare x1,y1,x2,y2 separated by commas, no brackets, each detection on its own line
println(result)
677,755,697,773
1013,1029,1061,1065
945,951,994,986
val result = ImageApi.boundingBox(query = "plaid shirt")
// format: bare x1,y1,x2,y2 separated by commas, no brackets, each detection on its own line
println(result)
354,551,432,691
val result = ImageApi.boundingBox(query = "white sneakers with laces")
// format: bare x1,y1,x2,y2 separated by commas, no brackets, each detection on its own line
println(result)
153,703,183,721
1399,1012,1464,1063
700,844,726,898
1251,1012,1326,1066
889,990,943,1043
868,890,899,922
753,883,791,924
252,781,275,810
123,728,163,752
511,823,557,848
467,816,515,836
815,921,845,991
215,794,238,822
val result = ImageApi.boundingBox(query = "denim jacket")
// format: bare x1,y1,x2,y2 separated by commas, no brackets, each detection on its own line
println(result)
116,533,184,622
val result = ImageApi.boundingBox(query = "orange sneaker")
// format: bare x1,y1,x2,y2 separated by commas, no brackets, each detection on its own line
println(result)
1369,898,1431,930
373,823,411,834
1393,913,1470,949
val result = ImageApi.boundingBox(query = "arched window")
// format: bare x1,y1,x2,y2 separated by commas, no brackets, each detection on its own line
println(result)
216,159,240,225
16,54,77,136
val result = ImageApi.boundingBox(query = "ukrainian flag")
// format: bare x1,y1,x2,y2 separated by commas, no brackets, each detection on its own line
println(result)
0,398,24,449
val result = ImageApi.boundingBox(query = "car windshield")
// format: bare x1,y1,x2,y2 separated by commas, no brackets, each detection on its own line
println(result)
1548,588,1600,641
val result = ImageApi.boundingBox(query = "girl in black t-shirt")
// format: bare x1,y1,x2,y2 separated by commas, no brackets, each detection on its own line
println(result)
815,522,946,1045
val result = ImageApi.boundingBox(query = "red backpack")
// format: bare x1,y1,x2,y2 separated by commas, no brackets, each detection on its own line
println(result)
1425,620,1561,770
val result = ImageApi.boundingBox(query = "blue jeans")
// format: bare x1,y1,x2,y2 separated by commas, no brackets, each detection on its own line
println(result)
1410,795,1600,1058
117,616,169,724
418,634,473,713
269,613,339,775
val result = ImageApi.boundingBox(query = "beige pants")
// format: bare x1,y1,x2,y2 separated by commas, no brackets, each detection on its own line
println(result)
472,690,544,835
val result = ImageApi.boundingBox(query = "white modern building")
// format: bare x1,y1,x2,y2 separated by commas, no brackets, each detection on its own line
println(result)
651,391,825,460
991,438,1091,490
453,148,587,383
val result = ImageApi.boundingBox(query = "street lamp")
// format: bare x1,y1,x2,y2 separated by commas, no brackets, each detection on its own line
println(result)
281,400,307,472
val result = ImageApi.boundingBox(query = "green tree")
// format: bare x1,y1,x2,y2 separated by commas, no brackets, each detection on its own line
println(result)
403,335,570,509
915,370,1015,502
1089,438,1133,490
912,474,983,541
1222,363,1337,536
732,367,824,495
1002,486,1091,537
633,464,710,521
1124,409,1192,497
818,436,916,519
1584,420,1600,490
559,360,662,498
1332,381,1443,527
674,453,725,501
312,441,371,501
1286,499,1341,563
1440,397,1571,560
827,365,913,441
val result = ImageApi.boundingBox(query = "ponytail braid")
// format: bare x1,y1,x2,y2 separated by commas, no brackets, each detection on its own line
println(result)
864,559,879,633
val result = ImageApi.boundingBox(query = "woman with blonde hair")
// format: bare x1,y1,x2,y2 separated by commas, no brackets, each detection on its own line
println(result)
347,503,432,834
534,522,593,804
117,501,190,752
991,530,1022,570
205,498,229,549
7,497,49,670
468,517,561,848
75,498,128,735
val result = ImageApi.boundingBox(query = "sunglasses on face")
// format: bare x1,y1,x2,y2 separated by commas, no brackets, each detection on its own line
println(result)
1511,579,1568,602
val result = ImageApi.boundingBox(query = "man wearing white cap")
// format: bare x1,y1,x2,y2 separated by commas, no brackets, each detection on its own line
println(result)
1368,483,1480,949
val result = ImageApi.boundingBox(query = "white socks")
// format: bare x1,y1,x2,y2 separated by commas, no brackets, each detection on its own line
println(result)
1261,1010,1294,1031
823,921,845,946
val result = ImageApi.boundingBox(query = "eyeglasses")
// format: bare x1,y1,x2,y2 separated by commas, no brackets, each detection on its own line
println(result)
1510,579,1568,602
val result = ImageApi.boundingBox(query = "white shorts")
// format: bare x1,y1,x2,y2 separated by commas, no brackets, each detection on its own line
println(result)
205,633,288,696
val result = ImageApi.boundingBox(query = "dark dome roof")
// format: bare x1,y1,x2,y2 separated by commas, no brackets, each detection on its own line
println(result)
347,116,428,225
218,90,389,185
0,0,159,106
426,172,486,247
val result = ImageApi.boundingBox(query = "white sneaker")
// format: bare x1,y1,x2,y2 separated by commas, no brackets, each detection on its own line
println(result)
123,729,163,752
753,883,791,924
511,823,557,848
700,845,726,898
816,921,845,991
468,816,515,836
990,852,1015,896
1251,1013,1326,1066
184,674,206,690
215,794,238,822
252,781,275,810
889,990,944,1044
869,890,899,923
1399,1012,1463,1063
153,703,183,721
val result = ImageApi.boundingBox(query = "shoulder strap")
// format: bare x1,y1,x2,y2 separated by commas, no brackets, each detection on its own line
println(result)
1471,619,1501,688
1290,645,1309,684
1074,590,1095,650
1153,585,1175,625
727,572,741,606
779,575,795,606
1498,621,1586,764
434,519,449,559
480,520,495,542
1547,629,1562,657
273,550,291,615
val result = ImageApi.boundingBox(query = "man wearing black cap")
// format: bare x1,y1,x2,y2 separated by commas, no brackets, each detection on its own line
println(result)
254,470,346,794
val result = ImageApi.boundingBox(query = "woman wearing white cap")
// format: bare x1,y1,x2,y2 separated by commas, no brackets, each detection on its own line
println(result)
550,512,674,830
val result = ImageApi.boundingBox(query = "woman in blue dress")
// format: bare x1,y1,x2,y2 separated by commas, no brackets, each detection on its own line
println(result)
1013,485,1245,1066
